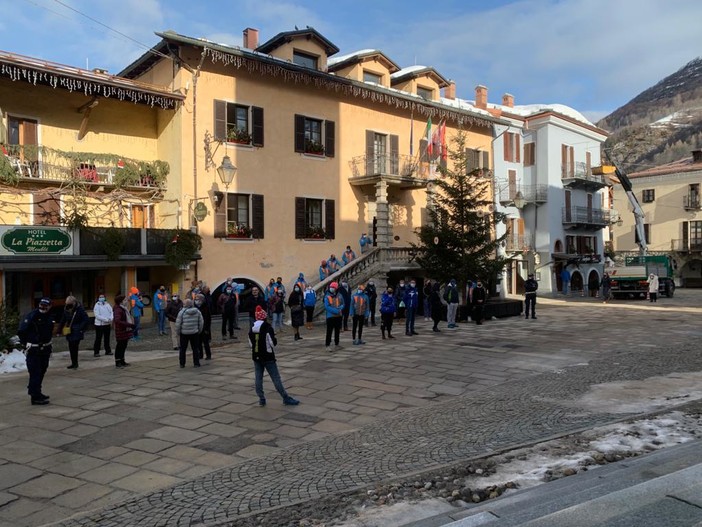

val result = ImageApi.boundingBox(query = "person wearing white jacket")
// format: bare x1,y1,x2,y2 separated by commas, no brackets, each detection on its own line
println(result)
648,273,659,303
92,294,113,357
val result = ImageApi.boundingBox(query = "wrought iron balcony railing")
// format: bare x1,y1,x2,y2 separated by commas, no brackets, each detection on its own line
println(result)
349,154,422,179
504,235,528,252
671,239,702,252
683,195,701,210
562,206,610,226
498,184,548,204
561,161,605,185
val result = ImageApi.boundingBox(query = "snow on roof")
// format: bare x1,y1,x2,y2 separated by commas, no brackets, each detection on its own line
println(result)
327,49,378,67
390,65,430,79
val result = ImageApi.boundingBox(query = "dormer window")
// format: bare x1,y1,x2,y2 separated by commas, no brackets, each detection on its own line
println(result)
417,86,433,101
293,50,318,69
363,70,382,85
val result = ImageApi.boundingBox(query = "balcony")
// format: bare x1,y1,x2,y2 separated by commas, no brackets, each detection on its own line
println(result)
562,206,610,230
561,162,607,191
504,235,528,253
498,185,548,205
683,195,701,210
1,144,168,189
672,239,702,252
348,154,428,189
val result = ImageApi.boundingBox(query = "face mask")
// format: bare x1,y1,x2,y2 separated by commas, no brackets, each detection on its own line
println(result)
172,296,178,301
341,282,348,288
226,289,232,294
357,289,363,294
159,287,165,292
194,301,202,307
399,282,405,286
368,281,374,286
410,282,416,288
329,287,336,294
39,306,49,313
294,287,300,292
98,297,106,304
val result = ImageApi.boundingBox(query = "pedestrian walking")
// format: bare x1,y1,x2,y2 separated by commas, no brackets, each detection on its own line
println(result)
18,297,55,405
288,284,305,340
342,245,356,265
350,285,370,345
648,273,659,303
395,280,406,320
249,306,299,407
444,279,460,328
601,272,612,303
128,287,144,340
113,294,135,368
359,233,372,254
153,285,168,335
339,280,351,331
328,254,341,274
379,286,396,339
524,273,538,319
264,278,277,302
324,282,344,352
218,285,238,339
303,285,317,329
165,293,183,350
430,282,447,332
472,280,487,325
423,280,433,321
319,260,330,282
403,280,419,335
560,267,571,296
176,299,203,368
294,272,307,292
195,294,212,360
92,294,113,357
59,296,88,370
365,280,377,326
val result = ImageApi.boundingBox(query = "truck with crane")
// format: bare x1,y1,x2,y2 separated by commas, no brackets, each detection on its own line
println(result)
596,157,675,299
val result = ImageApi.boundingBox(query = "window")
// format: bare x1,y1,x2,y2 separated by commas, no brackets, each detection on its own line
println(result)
295,197,335,239
566,235,597,255
214,193,264,239
635,223,651,245
294,115,335,157
417,86,433,101
642,189,655,203
363,70,382,84
561,144,575,178
503,132,521,163
213,101,264,146
524,143,535,166
293,50,318,69
33,191,61,226
690,221,702,249
130,205,154,228
7,115,38,176
466,148,490,174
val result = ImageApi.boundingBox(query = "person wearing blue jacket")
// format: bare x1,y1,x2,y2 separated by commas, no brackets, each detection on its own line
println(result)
379,286,396,339
403,279,420,336
323,282,344,352
342,246,356,266
359,233,372,254
303,285,317,329
350,285,370,345
319,260,330,282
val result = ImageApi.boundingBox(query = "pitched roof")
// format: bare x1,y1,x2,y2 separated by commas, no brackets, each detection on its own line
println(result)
256,27,340,56
390,65,450,88
327,49,400,73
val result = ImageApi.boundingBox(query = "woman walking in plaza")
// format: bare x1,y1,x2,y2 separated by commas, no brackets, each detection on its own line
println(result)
112,294,135,368
195,293,212,360
176,299,203,368
60,296,89,370
288,283,305,341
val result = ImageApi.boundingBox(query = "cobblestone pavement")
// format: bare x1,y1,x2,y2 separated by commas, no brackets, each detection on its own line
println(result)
0,291,700,527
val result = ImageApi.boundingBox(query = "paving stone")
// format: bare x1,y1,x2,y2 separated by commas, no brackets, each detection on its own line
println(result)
197,422,247,438
112,450,160,467
0,441,60,464
110,470,181,493
310,419,358,434
78,413,128,428
141,457,194,476
10,473,82,498
234,444,281,459
79,463,138,484
0,464,43,491
52,482,113,509
122,438,175,453
144,426,207,443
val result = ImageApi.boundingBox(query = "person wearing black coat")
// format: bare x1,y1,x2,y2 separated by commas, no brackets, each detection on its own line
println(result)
365,280,378,326
60,296,89,370
195,294,212,360
338,281,352,331
287,286,305,341
244,286,268,326
429,282,446,332
471,281,487,325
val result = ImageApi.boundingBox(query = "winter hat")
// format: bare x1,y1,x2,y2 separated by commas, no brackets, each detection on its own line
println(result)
39,298,51,306
255,305,267,320
321,260,327,265
130,286,139,294
330,282,339,289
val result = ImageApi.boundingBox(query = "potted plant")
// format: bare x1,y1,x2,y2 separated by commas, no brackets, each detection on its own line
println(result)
306,226,326,239
304,139,325,156
227,222,253,238
227,128,252,145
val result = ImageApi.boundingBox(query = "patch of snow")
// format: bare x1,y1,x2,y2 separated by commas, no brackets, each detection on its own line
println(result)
390,65,429,79
0,350,27,374
327,49,378,67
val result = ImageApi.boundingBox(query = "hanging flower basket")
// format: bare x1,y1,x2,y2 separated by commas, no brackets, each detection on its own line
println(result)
304,139,325,156
227,128,252,145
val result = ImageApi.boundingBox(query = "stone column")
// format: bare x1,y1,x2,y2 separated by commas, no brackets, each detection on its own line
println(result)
375,180,390,248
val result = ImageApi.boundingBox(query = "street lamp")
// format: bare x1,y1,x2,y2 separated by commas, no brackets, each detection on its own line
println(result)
217,155,237,190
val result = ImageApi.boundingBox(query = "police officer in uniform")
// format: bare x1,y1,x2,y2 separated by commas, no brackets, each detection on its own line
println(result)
524,273,539,319
18,298,56,405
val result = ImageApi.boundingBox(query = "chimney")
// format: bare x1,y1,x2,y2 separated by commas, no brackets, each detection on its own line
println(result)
692,150,702,163
502,93,514,108
243,28,259,49
444,81,456,100
475,85,488,109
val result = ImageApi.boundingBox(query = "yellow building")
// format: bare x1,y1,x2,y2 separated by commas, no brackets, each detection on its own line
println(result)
611,150,702,286
0,50,184,314
120,27,501,295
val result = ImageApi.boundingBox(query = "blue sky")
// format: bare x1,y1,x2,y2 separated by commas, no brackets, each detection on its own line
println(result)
2,0,701,123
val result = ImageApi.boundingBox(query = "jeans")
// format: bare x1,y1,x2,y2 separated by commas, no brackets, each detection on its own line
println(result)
93,325,112,354
562,281,569,295
254,360,289,401
26,345,51,397
222,313,236,337
423,298,431,319
352,315,365,340
132,316,141,337
325,316,342,346
157,310,167,334
179,333,201,366
405,306,416,333
272,312,283,330
447,303,458,325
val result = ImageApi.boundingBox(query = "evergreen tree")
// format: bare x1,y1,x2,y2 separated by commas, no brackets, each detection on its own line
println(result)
412,131,506,301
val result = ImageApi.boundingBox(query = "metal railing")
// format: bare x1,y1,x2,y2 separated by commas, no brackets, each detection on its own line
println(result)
498,184,548,204
683,195,701,210
561,206,610,226
505,235,528,252
349,154,421,179
671,239,702,251
561,162,605,184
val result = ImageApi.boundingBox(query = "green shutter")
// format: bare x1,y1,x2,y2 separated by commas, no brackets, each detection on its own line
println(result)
294,115,305,153
325,199,335,240
214,100,227,141
252,106,264,147
324,120,335,157
251,194,264,239
295,197,306,238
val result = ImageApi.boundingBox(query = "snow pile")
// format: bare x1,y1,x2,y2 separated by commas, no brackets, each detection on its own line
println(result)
0,349,27,374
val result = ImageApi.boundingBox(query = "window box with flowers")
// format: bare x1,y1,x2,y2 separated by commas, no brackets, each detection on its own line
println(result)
227,223,253,239
304,139,325,156
305,226,327,240
227,128,252,146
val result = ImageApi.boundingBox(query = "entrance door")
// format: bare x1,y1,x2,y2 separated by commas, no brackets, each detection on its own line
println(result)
373,133,387,174
571,271,583,294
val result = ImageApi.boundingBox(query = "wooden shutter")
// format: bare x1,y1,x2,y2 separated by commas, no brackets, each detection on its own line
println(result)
294,115,305,153
515,135,521,163
214,100,227,141
0,106,6,144
504,133,511,162
481,151,490,170
33,191,60,225
324,120,335,157
295,197,306,238
251,106,264,147
508,170,517,199
365,130,375,175
586,151,591,173
466,148,479,173
325,199,335,240
682,221,689,250
390,134,399,174
569,146,575,177
561,144,567,177
214,193,227,237
251,194,264,239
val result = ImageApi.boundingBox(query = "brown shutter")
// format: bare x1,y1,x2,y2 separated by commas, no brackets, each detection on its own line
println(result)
295,197,306,238
251,106,264,147
561,144,567,177
214,193,227,237
508,170,517,199
420,139,428,163
515,134,521,163
465,148,475,173
34,191,60,225
503,133,511,162
586,151,591,173
294,114,305,153
325,199,335,240
324,120,335,157
365,130,375,175
214,100,227,141
251,194,264,239
569,146,575,177
682,221,689,249
390,134,399,174
482,151,490,170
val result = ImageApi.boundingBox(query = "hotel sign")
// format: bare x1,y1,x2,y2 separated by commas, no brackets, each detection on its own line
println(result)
1,227,72,254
